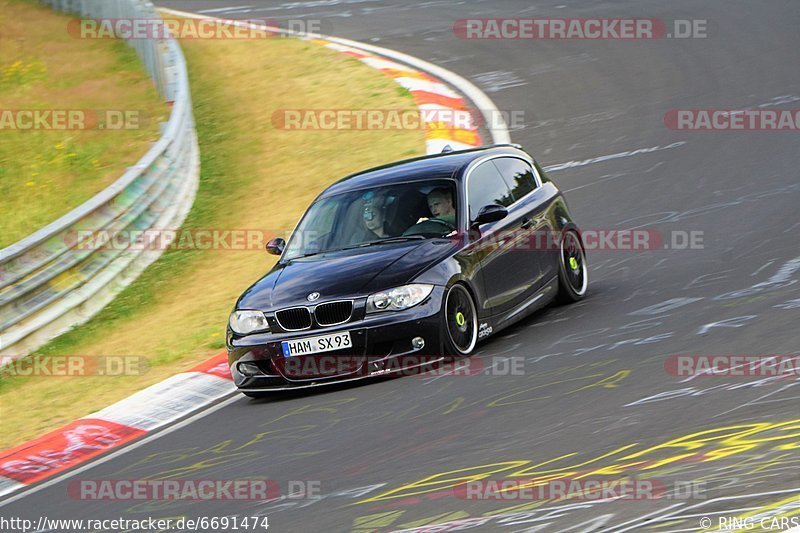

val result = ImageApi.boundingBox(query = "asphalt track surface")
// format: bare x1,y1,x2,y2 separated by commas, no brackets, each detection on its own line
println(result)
4,1,800,531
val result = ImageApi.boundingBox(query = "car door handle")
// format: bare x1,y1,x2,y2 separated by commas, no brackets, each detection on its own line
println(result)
520,218,533,229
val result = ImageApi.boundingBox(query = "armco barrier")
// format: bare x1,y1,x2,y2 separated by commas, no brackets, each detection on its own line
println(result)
0,0,199,359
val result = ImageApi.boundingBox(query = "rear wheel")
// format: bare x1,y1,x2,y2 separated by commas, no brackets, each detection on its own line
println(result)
443,284,478,356
557,230,588,303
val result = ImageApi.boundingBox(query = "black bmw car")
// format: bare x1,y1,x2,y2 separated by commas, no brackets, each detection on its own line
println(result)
227,144,587,395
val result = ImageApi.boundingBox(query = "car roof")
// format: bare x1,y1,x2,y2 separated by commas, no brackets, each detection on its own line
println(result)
318,144,530,198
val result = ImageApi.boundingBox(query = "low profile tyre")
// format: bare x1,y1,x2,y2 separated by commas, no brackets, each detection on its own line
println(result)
557,230,588,303
442,284,478,356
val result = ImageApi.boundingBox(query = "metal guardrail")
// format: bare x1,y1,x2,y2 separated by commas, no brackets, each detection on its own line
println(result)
0,0,199,358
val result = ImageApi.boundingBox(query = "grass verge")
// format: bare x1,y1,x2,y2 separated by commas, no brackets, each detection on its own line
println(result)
0,22,424,448
0,0,167,248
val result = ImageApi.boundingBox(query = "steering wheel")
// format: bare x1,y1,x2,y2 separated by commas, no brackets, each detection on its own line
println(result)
402,217,455,237
427,217,455,230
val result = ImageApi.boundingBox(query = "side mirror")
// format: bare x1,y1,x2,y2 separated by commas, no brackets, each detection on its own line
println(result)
266,237,285,256
473,204,508,226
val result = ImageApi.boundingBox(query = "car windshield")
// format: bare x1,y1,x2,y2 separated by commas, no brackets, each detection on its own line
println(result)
284,180,458,260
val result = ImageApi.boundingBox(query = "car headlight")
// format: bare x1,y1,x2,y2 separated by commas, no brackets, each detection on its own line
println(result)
366,284,434,313
229,310,270,334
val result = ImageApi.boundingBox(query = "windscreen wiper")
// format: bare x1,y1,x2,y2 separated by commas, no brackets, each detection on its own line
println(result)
291,251,324,259
344,235,427,249
292,236,427,258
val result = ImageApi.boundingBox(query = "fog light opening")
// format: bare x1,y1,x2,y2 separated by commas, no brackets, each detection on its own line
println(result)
238,362,261,377
412,337,425,350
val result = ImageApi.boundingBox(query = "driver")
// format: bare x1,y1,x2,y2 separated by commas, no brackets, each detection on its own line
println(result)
427,187,456,226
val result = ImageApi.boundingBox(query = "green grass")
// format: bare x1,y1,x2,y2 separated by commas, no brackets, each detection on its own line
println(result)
0,0,167,248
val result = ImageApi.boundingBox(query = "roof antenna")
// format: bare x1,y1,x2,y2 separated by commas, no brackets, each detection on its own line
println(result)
441,144,453,153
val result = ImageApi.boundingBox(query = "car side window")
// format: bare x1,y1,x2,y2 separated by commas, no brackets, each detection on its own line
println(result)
467,161,514,221
492,157,538,201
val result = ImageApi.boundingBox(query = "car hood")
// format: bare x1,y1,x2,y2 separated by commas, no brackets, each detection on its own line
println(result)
236,240,455,310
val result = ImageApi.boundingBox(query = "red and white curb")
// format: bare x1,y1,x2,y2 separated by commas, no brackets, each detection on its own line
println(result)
0,10,509,500
0,354,233,497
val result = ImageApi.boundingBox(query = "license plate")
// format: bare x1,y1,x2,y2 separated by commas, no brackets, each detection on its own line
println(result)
281,331,352,357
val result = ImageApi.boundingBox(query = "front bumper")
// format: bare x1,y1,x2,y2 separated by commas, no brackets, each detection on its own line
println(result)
227,287,446,391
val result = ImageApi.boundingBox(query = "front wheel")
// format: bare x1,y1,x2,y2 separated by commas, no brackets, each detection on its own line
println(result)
442,284,478,356
556,230,588,303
